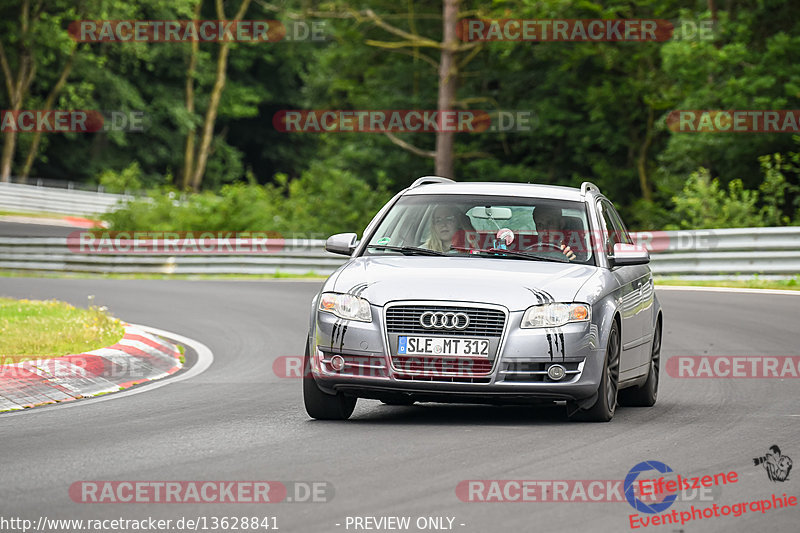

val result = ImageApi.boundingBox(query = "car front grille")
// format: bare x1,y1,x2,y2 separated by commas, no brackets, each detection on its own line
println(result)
385,304,506,380
385,305,506,337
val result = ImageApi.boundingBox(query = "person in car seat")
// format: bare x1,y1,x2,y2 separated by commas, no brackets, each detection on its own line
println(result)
527,205,581,261
422,205,478,252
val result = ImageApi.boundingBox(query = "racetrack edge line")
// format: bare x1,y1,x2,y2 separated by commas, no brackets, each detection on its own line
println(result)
655,285,800,296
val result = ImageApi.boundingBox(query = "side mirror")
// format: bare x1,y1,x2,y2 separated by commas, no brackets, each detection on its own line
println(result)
610,242,650,266
325,232,359,256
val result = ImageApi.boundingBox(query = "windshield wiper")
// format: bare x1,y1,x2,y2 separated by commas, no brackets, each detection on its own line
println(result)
489,248,570,263
451,246,569,263
368,245,447,256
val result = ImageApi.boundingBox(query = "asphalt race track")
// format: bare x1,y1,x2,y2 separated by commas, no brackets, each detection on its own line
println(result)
0,221,76,237
0,277,798,533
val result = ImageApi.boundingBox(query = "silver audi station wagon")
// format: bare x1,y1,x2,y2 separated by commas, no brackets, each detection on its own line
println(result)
304,177,661,422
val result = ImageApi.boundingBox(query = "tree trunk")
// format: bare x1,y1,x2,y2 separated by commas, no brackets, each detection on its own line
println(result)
0,57,33,182
0,0,35,182
434,0,458,179
0,130,17,183
189,42,229,192
181,0,202,189
20,50,76,181
189,0,251,191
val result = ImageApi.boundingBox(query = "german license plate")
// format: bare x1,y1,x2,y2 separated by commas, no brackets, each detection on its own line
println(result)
397,336,489,357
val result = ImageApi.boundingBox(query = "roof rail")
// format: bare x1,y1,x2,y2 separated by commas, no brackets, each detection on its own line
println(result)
580,181,601,197
410,176,455,188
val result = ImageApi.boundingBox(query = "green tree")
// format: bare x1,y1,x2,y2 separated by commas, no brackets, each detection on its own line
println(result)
657,2,800,188
671,168,760,228
0,0,82,181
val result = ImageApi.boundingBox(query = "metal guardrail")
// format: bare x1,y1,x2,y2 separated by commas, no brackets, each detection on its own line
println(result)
0,238,346,275
0,182,132,215
0,227,798,276
5,176,114,191
629,227,800,275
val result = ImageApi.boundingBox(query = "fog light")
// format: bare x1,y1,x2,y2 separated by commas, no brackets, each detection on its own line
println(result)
547,364,566,381
330,355,346,371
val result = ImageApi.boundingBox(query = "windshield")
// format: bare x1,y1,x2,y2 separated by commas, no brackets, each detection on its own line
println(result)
363,194,596,265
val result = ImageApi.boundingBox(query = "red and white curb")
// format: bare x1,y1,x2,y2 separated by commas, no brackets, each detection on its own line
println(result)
0,324,182,412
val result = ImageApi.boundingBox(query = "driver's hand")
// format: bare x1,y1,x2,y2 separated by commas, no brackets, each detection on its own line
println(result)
560,243,576,261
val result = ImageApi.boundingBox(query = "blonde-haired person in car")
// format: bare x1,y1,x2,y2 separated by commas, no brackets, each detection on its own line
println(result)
422,205,478,253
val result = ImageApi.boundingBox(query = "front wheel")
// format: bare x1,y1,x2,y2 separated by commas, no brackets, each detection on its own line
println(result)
302,340,357,420
571,320,620,422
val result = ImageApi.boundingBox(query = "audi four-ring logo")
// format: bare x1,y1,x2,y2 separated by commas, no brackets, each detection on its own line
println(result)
419,311,470,330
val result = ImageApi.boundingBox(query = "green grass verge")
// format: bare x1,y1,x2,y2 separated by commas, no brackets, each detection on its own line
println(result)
655,276,800,291
0,297,125,363
0,210,92,219
3,269,796,290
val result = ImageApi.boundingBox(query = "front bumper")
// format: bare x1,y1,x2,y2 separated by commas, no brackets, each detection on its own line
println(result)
311,303,604,403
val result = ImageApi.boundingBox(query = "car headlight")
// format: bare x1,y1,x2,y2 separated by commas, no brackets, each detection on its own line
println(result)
318,292,372,322
521,303,590,328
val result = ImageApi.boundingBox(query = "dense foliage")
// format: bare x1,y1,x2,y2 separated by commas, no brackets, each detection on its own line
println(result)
102,163,392,235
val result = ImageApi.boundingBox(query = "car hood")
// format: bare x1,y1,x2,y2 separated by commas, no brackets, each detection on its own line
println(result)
329,256,598,311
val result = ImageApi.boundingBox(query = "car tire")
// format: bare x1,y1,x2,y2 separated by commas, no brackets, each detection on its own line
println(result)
570,320,620,422
619,320,660,407
303,339,357,420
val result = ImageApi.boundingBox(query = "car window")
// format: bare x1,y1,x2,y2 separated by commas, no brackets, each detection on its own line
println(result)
364,194,595,265
371,200,428,246
598,199,632,254
607,204,633,244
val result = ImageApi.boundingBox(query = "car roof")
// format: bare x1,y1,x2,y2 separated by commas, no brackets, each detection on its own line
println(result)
403,181,590,202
